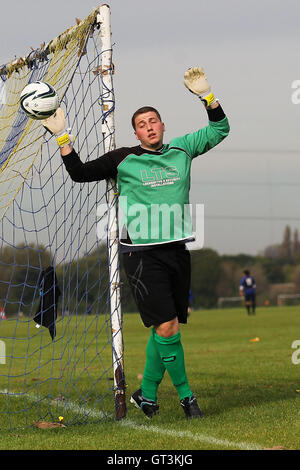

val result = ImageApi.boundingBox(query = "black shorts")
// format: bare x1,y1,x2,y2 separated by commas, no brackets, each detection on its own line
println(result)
245,293,256,302
123,244,191,327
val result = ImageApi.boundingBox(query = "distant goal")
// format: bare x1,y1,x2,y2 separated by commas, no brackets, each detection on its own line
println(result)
277,294,300,306
218,296,243,308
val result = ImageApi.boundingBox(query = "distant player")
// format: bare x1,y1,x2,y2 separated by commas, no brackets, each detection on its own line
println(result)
239,270,256,315
187,290,194,315
0,307,6,320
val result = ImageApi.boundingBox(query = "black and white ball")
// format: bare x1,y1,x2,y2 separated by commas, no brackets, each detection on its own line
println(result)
20,81,59,120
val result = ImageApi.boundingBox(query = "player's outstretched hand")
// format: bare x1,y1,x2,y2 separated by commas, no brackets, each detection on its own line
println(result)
184,67,216,107
42,107,72,148
42,107,66,135
184,67,210,95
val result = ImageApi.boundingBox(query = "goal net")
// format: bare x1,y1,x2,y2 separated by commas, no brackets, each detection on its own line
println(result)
0,5,126,430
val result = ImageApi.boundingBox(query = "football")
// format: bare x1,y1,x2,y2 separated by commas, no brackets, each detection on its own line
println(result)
20,81,59,120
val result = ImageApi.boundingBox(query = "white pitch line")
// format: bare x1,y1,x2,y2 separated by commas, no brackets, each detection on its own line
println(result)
0,390,262,450
119,419,262,451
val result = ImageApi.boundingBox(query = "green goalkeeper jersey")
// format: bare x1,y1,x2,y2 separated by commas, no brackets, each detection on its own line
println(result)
62,105,229,249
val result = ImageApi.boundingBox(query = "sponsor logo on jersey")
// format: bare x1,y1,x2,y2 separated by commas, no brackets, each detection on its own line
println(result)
140,166,180,187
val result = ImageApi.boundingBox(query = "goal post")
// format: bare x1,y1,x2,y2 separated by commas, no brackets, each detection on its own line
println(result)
0,4,126,428
98,5,126,420
0,340,5,365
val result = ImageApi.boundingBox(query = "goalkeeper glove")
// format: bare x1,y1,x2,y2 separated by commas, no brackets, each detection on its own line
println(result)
184,67,217,107
42,107,73,148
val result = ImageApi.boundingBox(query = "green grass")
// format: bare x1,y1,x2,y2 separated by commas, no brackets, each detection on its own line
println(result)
0,306,300,450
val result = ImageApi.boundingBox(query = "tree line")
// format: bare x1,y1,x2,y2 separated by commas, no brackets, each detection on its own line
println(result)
0,225,300,315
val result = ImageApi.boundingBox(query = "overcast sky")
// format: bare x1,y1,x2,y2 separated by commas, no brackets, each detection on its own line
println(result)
1,0,300,255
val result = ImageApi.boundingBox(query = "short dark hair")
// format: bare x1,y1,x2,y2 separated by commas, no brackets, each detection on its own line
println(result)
131,106,162,130
243,269,250,276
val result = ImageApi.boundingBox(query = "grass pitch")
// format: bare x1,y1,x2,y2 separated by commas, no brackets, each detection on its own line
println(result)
0,305,299,450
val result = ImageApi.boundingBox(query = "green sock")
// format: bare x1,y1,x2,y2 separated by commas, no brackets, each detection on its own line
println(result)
154,331,192,400
141,328,166,402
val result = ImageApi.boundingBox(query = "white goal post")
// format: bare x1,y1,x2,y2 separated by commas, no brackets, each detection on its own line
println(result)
0,340,5,365
99,5,126,420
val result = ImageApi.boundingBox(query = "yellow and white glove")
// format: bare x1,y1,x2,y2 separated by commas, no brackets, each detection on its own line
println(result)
184,67,217,107
42,107,73,148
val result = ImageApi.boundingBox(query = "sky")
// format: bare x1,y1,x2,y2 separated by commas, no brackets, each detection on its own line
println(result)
0,0,300,255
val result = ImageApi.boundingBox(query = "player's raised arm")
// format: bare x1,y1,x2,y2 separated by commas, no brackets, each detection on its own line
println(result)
184,66,219,109
42,107,120,182
173,66,229,157
42,107,73,156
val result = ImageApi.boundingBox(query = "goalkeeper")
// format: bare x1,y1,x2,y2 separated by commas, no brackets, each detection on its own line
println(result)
43,67,230,419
